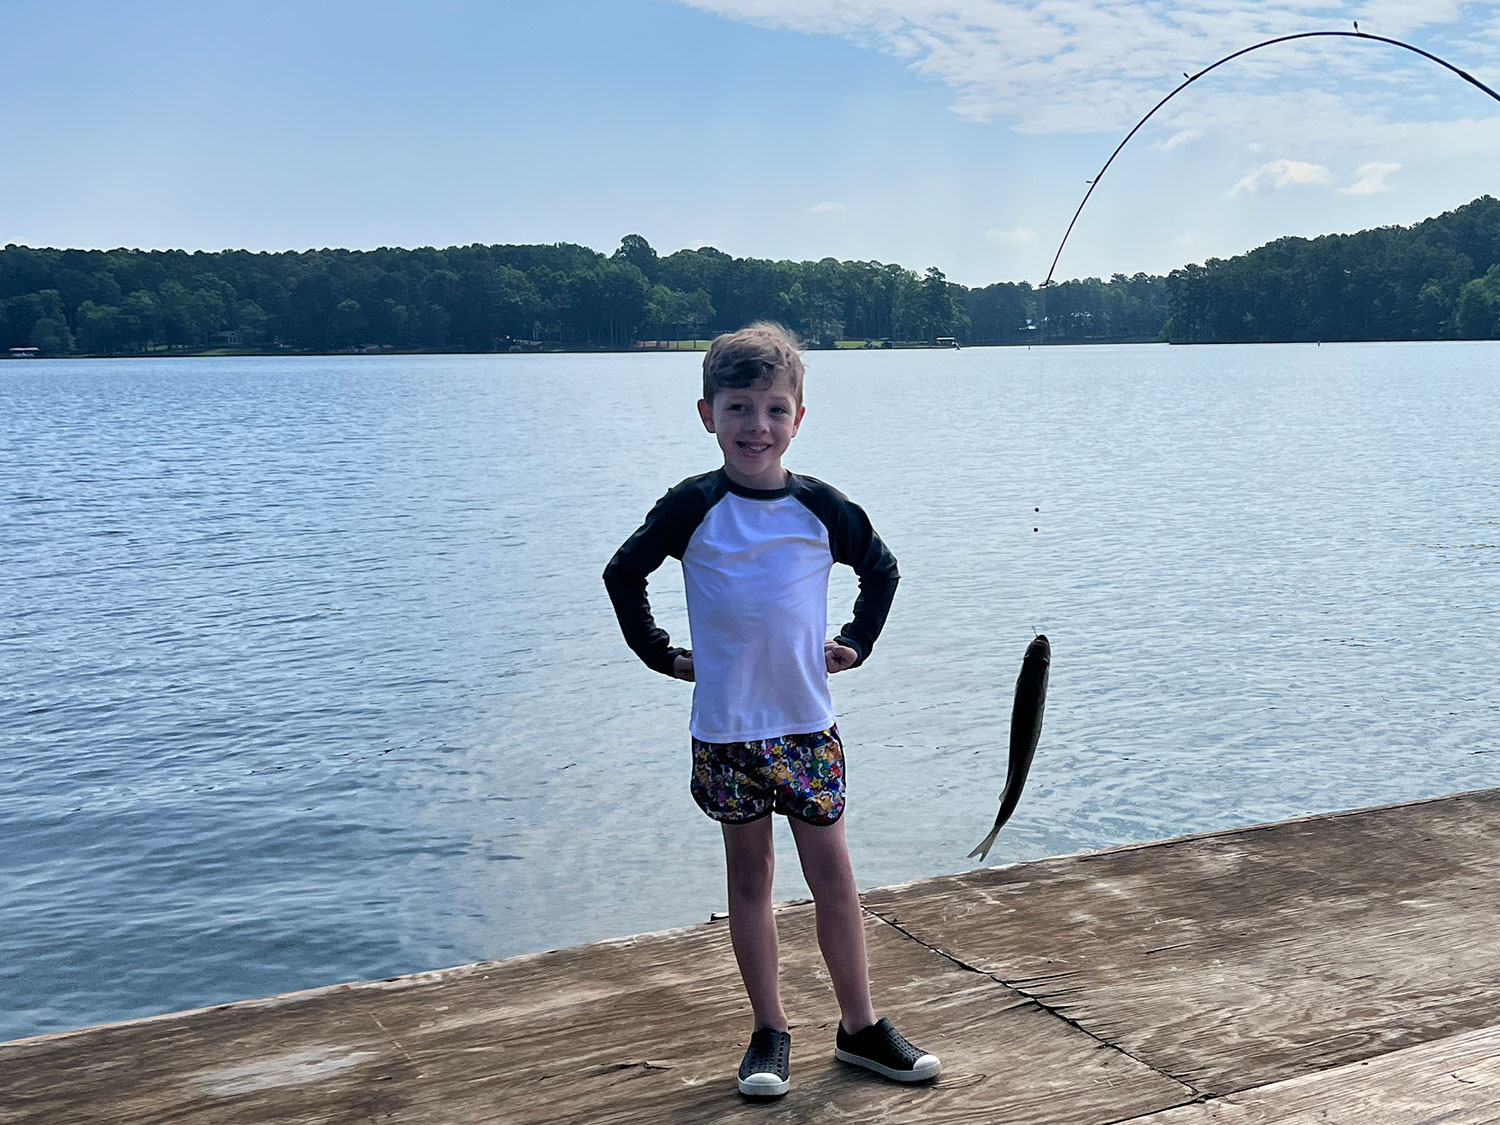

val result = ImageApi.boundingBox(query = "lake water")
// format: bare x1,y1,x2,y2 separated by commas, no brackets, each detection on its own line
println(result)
2,343,1497,1043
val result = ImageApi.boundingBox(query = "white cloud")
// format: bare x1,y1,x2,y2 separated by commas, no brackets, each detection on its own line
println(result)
1231,158,1333,194
808,200,848,213
985,226,1035,243
1157,129,1201,151
1355,0,1465,39
673,1,1500,142
1340,160,1402,193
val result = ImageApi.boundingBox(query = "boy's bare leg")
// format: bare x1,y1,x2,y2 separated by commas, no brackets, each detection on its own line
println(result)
787,817,878,1033
721,818,789,1032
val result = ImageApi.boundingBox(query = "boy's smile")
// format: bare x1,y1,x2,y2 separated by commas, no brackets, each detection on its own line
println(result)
698,376,805,490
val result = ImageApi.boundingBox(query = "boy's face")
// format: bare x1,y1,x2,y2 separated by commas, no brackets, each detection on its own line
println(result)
697,372,805,490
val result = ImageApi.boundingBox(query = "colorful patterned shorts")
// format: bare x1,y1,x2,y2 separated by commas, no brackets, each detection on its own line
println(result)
690,725,845,826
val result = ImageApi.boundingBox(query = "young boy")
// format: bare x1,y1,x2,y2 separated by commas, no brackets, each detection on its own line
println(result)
603,322,941,1098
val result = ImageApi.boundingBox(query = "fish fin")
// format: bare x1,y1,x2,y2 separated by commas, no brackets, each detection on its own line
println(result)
967,825,1001,861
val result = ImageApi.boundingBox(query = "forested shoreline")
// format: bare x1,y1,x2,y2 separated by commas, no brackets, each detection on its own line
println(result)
4,196,1499,356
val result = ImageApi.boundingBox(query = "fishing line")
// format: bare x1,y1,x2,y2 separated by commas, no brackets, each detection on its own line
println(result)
976,30,1497,857
986,27,1500,857
1042,28,1500,290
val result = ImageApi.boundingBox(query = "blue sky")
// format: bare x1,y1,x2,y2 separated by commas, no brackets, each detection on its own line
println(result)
4,0,1499,285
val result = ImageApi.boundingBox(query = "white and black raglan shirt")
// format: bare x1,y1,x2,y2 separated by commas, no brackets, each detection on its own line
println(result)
604,469,899,744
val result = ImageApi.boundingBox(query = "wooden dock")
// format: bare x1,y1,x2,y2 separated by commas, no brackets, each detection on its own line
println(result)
5,788,1500,1124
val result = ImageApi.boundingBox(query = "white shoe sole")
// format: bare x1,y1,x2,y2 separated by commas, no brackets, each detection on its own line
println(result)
835,1047,942,1082
738,1072,790,1097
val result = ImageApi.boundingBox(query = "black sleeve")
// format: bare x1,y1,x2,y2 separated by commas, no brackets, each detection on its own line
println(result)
796,478,900,668
602,481,709,677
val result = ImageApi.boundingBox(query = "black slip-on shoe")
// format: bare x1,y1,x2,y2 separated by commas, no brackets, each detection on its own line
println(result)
835,1017,941,1082
737,1027,791,1097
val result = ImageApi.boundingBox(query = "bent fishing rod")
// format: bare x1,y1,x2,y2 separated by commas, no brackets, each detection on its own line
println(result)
1042,27,1500,290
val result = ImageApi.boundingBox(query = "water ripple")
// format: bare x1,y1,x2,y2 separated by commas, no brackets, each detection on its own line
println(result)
1,345,1497,1041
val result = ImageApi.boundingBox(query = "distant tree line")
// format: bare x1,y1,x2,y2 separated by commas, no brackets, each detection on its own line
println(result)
3,196,1498,355
1164,195,1500,342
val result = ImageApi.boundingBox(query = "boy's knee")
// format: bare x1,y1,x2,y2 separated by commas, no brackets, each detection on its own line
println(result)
795,837,857,899
724,832,776,895
804,859,857,901
726,850,775,900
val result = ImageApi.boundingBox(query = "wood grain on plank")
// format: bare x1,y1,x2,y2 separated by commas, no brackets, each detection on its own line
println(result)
864,789,1500,1096
0,905,1189,1125
1115,1022,1500,1124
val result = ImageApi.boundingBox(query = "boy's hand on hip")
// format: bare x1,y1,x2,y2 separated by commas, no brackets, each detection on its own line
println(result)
673,653,695,682
824,641,858,674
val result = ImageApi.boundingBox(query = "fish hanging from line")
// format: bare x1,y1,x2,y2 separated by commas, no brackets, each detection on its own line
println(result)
969,634,1050,862
1041,28,1500,290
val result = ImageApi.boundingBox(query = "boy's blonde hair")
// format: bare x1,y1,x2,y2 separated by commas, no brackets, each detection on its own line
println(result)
702,322,805,405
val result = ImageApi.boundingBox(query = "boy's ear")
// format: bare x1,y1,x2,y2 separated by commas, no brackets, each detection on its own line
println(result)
697,398,715,432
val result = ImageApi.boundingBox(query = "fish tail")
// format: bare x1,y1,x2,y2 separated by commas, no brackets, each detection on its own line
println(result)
967,826,1001,861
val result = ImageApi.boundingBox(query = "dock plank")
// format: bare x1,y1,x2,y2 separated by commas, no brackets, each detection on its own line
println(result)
9,790,1500,1123
1115,1023,1500,1124
864,789,1500,1096
0,905,1190,1125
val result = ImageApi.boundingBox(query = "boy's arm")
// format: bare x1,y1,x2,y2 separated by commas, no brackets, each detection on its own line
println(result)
817,490,899,668
602,486,698,677
832,522,898,667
